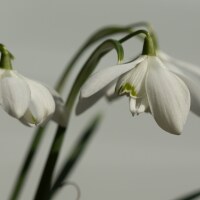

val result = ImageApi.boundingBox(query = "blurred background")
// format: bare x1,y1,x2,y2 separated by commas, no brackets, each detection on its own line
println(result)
0,0,200,199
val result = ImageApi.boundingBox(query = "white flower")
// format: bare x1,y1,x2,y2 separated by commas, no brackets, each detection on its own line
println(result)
77,55,193,135
0,69,57,126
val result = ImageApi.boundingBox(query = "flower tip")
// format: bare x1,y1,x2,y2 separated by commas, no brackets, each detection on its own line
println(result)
159,123,183,136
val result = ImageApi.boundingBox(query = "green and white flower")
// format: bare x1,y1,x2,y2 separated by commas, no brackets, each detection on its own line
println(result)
0,69,56,126
0,43,67,127
77,55,193,135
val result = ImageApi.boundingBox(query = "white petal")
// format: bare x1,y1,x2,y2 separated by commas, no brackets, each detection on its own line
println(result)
146,57,190,135
32,82,68,126
159,51,200,82
116,58,148,97
171,71,200,117
0,70,31,118
129,96,149,116
81,56,146,98
161,58,200,117
20,79,55,126
129,98,137,116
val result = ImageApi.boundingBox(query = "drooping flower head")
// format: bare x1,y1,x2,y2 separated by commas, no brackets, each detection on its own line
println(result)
0,44,66,127
77,31,192,135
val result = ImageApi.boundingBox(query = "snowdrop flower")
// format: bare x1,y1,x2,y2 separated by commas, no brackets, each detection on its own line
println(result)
0,69,56,126
77,53,191,135
0,44,66,127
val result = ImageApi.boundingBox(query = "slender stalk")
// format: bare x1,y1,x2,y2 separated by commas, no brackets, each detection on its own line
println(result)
54,24,145,92
34,28,155,200
33,39,124,200
8,24,137,200
49,114,102,199
33,126,66,200
9,22,157,200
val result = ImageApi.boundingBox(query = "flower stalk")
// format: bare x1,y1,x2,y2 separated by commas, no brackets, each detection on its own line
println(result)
9,23,149,200
33,39,124,200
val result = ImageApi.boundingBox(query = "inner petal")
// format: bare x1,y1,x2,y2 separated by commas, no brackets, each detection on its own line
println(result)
129,95,149,116
116,59,148,98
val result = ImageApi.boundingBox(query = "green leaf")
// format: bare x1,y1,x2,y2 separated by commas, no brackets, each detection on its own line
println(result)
49,114,102,199
174,190,200,200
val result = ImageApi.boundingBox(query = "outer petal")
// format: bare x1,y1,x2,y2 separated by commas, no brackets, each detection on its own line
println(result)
159,53,200,117
81,56,146,98
168,67,200,117
146,57,190,135
0,70,31,118
159,51,200,82
20,79,55,126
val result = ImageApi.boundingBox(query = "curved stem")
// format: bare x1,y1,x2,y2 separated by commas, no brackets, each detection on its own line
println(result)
9,23,157,200
119,29,156,55
8,24,138,200
49,29,155,196
55,26,131,92
33,39,123,200
65,39,124,112
55,22,156,92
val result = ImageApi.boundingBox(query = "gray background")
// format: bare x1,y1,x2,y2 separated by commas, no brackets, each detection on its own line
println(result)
0,0,200,199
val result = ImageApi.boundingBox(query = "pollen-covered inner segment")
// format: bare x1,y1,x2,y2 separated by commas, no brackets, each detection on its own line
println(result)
117,83,137,97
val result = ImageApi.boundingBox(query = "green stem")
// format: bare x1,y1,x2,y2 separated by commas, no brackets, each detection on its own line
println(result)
49,114,102,199
119,29,156,55
47,29,155,197
33,126,66,200
33,39,124,200
8,24,141,200
55,26,131,92
55,22,155,92
9,23,157,200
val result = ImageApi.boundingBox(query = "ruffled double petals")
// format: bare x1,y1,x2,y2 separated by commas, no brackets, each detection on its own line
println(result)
77,55,194,135
0,69,66,127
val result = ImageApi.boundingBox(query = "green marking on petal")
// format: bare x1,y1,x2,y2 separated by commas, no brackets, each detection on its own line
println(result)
31,115,38,125
118,83,137,97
